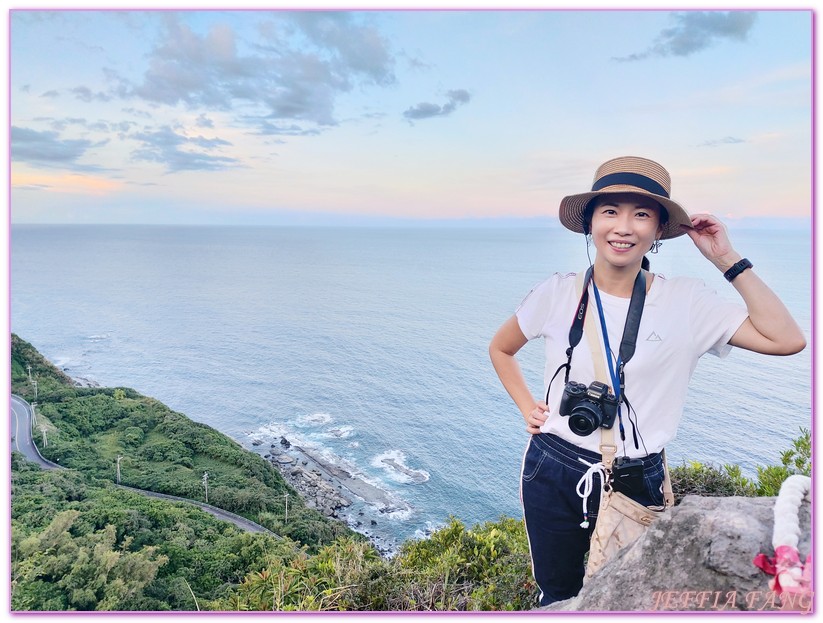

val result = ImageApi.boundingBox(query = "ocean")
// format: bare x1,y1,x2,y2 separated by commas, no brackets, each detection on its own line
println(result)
10,224,812,551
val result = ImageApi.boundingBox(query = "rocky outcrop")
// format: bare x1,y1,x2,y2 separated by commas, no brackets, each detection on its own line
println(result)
266,443,351,518
544,495,812,612
285,464,352,517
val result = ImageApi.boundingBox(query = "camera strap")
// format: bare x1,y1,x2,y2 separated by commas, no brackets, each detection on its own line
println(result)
546,266,646,403
544,266,594,404
592,269,646,392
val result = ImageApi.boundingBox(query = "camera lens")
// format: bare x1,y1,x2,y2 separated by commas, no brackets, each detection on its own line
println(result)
568,401,603,436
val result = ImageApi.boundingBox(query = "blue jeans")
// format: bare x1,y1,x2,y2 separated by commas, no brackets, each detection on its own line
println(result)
520,433,665,606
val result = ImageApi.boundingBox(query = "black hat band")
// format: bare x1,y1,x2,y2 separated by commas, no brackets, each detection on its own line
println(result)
591,172,669,198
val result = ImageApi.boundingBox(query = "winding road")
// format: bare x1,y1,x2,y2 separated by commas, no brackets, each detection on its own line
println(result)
11,394,278,537
11,394,60,469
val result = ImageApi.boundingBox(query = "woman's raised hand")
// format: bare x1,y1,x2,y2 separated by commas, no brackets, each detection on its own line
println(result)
682,213,742,271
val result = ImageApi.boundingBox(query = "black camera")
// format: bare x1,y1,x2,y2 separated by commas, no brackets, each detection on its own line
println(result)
558,380,619,436
611,456,645,495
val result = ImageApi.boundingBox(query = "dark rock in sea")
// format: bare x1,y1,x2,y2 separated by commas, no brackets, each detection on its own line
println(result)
71,375,101,388
371,520,377,526
302,460,308,465
280,436,291,448
251,439,263,446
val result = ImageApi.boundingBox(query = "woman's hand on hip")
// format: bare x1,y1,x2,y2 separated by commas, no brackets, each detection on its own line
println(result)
524,402,549,434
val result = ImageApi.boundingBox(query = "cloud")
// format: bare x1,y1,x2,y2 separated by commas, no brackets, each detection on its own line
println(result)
699,136,746,147
614,11,757,62
40,90,60,98
403,89,472,121
11,126,106,171
122,107,153,120
195,113,214,128
254,120,322,136
130,125,240,172
288,12,395,87
117,12,395,129
71,85,113,102
33,117,136,135
14,184,52,191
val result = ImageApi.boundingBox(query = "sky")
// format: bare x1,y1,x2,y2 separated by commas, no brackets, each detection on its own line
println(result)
7,8,814,226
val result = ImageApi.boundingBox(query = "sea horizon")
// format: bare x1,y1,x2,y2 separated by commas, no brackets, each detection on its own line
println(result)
9,214,811,229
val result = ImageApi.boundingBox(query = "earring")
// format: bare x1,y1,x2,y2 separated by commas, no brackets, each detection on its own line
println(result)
650,239,662,254
586,233,592,247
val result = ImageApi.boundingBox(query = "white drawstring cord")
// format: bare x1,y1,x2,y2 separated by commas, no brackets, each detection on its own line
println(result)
576,457,608,529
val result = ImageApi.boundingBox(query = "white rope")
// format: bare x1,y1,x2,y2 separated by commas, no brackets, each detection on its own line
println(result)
772,474,811,550
576,458,608,529
770,474,811,595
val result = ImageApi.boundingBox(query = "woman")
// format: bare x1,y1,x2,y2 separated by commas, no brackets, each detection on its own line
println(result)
489,156,806,607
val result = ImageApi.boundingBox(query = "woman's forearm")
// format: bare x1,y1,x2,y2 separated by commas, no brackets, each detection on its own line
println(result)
489,348,538,418
730,268,806,354
713,253,806,355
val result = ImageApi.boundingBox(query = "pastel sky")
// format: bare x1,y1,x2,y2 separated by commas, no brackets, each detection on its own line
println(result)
9,8,813,225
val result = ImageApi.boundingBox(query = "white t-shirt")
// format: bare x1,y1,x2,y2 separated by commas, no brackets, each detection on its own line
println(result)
516,271,749,457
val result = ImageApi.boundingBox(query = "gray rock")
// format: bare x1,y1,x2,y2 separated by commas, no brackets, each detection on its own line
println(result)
544,495,811,612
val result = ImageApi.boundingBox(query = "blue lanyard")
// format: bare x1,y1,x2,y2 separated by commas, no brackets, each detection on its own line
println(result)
591,281,622,400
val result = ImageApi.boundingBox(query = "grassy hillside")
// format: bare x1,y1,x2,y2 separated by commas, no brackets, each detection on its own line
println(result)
11,334,353,549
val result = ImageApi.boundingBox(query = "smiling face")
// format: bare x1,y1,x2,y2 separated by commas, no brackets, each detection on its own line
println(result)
588,193,665,272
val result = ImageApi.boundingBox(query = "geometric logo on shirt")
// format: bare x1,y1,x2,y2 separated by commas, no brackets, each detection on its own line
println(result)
646,332,663,342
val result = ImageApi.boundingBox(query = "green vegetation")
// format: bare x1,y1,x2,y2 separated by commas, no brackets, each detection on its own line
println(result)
210,516,536,611
11,334,351,550
670,428,811,501
11,334,811,611
11,453,297,611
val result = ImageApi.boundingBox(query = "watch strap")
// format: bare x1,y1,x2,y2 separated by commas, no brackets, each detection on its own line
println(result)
724,258,753,282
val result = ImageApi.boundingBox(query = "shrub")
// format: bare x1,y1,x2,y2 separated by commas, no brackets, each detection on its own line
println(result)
670,462,756,500
122,427,145,447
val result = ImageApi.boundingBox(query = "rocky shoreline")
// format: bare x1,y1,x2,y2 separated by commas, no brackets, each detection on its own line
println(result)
263,437,353,518
259,436,412,555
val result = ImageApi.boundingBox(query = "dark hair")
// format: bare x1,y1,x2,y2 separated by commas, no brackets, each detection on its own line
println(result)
583,196,668,271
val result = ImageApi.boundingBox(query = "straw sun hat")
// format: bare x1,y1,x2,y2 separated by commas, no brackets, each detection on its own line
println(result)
558,156,693,240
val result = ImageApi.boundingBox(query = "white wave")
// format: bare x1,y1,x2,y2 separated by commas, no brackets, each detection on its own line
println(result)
85,333,112,342
322,425,354,439
295,412,333,427
377,505,415,521
255,422,312,450
348,441,360,449
413,520,446,541
51,355,75,368
370,450,430,484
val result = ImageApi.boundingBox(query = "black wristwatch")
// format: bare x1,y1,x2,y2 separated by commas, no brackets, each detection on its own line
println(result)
723,258,753,282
